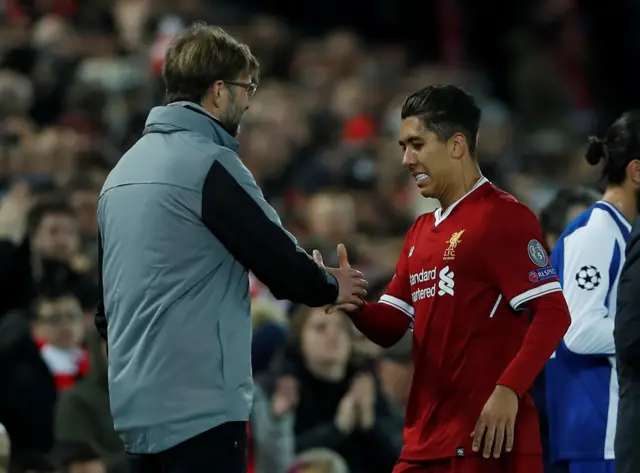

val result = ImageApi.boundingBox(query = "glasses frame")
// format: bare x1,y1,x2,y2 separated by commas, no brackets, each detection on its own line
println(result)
223,80,258,99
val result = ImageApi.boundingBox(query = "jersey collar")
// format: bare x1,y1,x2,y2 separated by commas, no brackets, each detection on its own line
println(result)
596,200,633,233
434,176,489,227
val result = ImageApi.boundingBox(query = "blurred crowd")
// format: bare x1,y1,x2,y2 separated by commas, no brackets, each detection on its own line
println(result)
0,0,633,472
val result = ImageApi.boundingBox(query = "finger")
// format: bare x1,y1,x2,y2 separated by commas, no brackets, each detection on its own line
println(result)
341,295,365,307
505,421,515,453
482,425,496,459
471,420,486,452
352,278,368,290
312,249,324,266
337,243,350,268
493,425,505,458
471,420,487,452
327,303,361,314
329,298,363,313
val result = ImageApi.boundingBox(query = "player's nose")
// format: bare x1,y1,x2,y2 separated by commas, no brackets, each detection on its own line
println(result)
402,149,416,168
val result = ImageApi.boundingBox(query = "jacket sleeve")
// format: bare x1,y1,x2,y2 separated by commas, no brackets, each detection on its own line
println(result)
95,232,107,342
200,151,338,307
615,224,640,366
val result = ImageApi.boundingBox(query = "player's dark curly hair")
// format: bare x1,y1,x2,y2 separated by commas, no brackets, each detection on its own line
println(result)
401,85,481,155
586,111,640,185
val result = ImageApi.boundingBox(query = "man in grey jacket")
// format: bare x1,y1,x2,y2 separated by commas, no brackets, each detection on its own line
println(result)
95,24,367,473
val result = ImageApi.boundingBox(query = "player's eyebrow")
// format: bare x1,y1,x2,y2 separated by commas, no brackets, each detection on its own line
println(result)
399,136,423,146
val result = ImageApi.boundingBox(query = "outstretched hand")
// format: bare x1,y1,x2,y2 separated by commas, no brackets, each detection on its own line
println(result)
314,244,366,314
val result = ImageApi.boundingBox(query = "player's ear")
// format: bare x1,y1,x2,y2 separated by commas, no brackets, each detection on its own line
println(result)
627,159,640,187
448,133,466,160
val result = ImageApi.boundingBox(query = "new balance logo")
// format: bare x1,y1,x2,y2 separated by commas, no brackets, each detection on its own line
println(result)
437,266,455,296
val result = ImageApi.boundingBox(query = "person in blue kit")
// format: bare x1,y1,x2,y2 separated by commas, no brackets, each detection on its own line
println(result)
547,112,640,473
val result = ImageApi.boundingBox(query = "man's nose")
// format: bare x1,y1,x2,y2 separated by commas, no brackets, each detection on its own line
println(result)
402,150,415,168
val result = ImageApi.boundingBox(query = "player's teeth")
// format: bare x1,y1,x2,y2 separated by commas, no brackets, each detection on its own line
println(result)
416,173,428,181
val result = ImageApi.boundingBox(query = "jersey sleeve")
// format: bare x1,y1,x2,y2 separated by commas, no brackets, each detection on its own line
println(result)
486,202,562,311
378,227,415,322
554,222,618,356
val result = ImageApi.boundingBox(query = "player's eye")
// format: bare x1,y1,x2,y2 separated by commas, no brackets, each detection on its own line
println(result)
412,143,424,151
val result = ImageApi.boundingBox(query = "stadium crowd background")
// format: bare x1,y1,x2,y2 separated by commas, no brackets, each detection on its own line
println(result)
0,0,639,472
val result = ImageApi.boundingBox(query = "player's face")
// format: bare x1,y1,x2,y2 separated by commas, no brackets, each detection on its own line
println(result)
399,116,456,199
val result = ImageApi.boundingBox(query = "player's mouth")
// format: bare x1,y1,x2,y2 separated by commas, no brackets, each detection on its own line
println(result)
413,173,430,186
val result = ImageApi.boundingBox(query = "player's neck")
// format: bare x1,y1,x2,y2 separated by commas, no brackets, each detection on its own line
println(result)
304,360,347,382
439,167,483,211
602,186,637,223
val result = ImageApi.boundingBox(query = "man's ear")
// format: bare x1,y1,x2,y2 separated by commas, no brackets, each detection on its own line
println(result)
209,80,225,107
628,160,640,187
448,132,467,160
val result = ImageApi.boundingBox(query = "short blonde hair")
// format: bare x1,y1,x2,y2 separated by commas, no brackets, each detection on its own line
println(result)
162,23,259,104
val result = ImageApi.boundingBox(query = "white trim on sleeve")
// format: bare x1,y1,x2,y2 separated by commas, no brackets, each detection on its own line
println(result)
379,294,415,319
509,281,562,310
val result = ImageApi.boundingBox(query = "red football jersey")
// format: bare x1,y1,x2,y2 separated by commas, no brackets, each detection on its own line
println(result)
380,177,561,462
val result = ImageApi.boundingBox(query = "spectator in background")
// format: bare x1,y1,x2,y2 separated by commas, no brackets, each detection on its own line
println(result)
251,299,289,375
375,333,412,455
65,176,100,268
250,383,295,473
302,190,361,268
0,425,9,473
55,330,127,473
288,448,349,473
27,198,98,309
32,293,89,391
260,306,399,473
7,451,57,473
539,186,600,251
0,301,56,471
51,441,105,473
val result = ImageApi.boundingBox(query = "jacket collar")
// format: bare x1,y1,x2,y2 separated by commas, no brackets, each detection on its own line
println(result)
143,101,239,151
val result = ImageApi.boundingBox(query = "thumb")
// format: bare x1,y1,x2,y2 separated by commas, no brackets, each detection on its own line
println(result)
312,249,324,266
337,243,350,269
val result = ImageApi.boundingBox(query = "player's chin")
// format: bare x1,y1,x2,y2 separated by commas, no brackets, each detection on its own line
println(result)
417,182,436,198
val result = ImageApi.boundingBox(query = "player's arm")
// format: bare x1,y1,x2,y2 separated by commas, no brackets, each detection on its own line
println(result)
615,225,640,366
201,151,338,307
488,203,571,397
558,224,618,356
347,230,415,348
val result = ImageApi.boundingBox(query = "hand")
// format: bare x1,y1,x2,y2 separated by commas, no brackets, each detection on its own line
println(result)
313,244,366,314
0,182,32,244
351,373,376,430
471,385,519,458
271,376,298,418
334,391,358,435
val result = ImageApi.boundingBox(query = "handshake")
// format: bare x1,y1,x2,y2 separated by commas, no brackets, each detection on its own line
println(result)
313,243,368,314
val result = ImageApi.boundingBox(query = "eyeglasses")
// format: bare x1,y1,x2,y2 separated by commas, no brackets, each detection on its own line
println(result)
223,80,258,99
